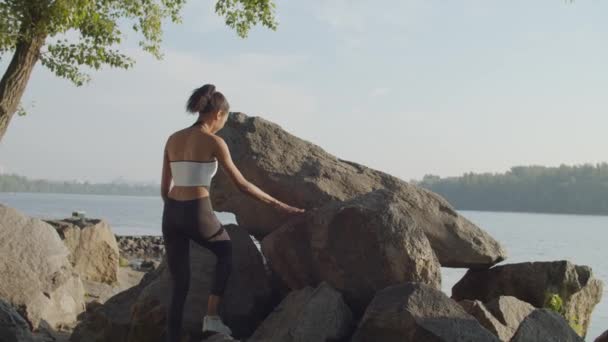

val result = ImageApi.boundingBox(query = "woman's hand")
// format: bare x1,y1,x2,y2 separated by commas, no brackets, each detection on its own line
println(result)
274,202,306,215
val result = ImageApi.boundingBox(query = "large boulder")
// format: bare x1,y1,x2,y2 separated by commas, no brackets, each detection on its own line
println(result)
0,205,85,330
211,112,506,268
511,309,584,342
45,218,119,285
0,299,35,342
262,189,441,314
248,282,354,342
351,282,499,342
71,225,274,342
452,260,603,337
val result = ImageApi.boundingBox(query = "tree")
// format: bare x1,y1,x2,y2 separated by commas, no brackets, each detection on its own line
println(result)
418,162,608,215
0,0,277,141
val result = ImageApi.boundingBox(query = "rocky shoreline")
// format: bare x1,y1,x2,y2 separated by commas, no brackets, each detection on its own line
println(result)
115,235,164,264
1,113,606,342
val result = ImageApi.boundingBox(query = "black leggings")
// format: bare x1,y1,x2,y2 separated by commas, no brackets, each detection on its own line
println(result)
162,197,232,342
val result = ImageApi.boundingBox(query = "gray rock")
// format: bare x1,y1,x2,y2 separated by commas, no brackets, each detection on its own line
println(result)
32,320,74,342
70,269,156,342
138,260,159,272
452,260,602,337
211,112,506,268
248,282,353,342
0,205,85,330
261,189,441,314
0,299,34,342
201,333,238,342
82,280,121,305
202,332,238,341
595,330,608,342
46,218,120,285
71,225,274,342
115,235,165,260
459,296,534,341
485,296,534,333
459,300,511,341
351,282,499,342
511,309,583,342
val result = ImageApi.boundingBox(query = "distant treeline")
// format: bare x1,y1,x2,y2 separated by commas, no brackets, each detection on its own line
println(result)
417,163,608,216
0,174,158,196
4,163,608,215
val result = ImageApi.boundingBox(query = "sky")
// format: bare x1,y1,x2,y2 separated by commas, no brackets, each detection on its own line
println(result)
1,0,607,184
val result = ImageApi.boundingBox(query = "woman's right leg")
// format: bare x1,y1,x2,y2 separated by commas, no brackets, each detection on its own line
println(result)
189,197,233,302
204,240,232,316
186,197,233,333
197,239,232,335
187,231,232,316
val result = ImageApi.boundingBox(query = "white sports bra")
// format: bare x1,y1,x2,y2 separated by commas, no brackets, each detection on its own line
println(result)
170,159,218,187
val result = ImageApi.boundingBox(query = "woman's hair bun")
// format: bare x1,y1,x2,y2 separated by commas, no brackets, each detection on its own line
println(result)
201,84,215,100
186,84,229,115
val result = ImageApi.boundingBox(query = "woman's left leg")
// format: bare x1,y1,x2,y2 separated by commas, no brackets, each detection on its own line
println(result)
185,197,233,334
164,235,191,342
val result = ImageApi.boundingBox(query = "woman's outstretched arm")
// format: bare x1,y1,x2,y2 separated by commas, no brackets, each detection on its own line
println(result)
213,135,304,214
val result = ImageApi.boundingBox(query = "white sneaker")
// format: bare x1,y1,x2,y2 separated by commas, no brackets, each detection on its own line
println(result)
203,315,232,335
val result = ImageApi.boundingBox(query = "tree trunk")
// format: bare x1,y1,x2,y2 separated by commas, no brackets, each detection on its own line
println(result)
0,34,46,142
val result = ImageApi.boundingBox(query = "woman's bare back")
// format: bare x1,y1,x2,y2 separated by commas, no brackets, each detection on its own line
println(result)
165,126,218,200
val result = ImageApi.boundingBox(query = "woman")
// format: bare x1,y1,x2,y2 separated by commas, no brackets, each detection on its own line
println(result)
160,84,304,341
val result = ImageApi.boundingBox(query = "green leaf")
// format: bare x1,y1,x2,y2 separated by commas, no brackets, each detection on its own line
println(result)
543,292,564,314
2,0,277,85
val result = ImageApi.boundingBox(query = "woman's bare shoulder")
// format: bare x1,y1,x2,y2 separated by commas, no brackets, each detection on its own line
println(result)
206,134,228,152
171,126,192,137
164,128,188,149
167,127,201,142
